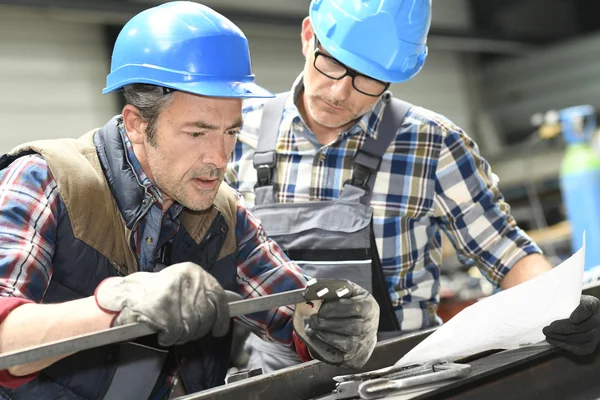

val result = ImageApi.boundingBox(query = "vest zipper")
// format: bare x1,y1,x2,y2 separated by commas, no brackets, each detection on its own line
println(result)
126,191,157,271
119,129,160,268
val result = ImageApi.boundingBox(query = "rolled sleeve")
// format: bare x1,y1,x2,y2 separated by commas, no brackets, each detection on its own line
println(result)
433,128,542,286
233,191,308,346
0,154,62,388
0,297,38,388
0,154,61,302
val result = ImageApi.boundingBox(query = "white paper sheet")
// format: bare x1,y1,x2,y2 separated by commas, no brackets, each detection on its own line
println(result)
395,240,585,367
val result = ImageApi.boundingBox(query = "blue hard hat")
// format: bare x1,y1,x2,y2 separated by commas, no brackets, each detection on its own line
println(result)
309,0,431,83
103,1,273,98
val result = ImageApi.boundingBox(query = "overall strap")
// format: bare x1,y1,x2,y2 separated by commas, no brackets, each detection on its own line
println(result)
253,92,290,189
343,97,413,205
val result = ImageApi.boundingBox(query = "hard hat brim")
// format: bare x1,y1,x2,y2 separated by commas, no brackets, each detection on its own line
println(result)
103,78,274,99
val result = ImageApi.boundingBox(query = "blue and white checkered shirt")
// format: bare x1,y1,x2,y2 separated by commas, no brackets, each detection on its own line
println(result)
226,75,542,331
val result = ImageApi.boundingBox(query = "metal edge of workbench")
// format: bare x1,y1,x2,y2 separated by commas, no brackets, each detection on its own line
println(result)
176,328,437,400
399,282,600,400
421,343,600,399
177,282,600,400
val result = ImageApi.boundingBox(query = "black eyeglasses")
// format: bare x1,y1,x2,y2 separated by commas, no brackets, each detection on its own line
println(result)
313,37,390,97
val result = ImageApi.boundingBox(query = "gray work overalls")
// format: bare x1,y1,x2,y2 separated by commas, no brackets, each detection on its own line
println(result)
244,93,413,372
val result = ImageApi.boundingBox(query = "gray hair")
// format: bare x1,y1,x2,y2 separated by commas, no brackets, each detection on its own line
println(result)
122,84,175,145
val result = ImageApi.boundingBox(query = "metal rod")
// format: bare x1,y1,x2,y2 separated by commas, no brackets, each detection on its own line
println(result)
0,288,307,371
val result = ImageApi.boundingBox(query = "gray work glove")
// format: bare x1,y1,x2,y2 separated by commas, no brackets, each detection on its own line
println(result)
95,261,230,347
543,295,600,356
304,282,379,369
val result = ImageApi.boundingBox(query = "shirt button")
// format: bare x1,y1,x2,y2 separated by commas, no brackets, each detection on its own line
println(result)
319,152,326,162
145,237,154,244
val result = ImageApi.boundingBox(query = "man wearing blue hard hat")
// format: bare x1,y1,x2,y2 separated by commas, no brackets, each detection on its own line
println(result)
226,0,600,372
0,2,379,398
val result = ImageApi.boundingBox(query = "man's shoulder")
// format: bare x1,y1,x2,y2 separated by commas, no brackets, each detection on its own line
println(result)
239,98,271,150
0,153,63,215
242,98,269,126
241,93,293,129
1,153,54,185
399,101,465,138
9,153,50,168
397,100,467,147
242,97,269,113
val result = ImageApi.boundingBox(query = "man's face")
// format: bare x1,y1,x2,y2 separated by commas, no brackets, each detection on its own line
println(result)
301,20,382,130
139,92,242,211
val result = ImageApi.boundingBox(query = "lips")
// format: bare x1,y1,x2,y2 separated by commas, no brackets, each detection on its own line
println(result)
322,98,345,111
192,177,218,190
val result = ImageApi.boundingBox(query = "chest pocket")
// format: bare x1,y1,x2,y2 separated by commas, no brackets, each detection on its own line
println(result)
370,131,440,220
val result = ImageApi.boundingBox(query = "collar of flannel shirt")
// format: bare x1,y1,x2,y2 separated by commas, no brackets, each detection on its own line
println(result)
282,73,391,149
117,118,183,217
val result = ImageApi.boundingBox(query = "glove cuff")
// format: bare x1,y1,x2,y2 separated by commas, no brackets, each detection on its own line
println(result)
293,330,313,362
94,277,124,326
293,302,344,365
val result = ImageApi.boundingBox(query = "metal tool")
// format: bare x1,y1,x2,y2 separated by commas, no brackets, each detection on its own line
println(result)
229,278,351,317
333,363,417,383
358,360,471,399
225,367,263,384
313,359,471,400
0,278,352,371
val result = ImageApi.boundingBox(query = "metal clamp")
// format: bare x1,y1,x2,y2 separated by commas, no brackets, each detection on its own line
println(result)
313,359,471,400
358,359,471,399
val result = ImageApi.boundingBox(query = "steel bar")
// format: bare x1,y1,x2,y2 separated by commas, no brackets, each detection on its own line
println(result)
0,287,307,371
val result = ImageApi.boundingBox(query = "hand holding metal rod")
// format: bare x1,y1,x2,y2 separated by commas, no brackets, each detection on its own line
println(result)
0,278,352,371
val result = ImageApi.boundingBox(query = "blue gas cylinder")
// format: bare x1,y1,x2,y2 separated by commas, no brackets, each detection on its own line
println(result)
558,105,600,272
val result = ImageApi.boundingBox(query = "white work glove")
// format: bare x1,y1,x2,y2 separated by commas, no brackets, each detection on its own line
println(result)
95,261,230,347
304,282,379,369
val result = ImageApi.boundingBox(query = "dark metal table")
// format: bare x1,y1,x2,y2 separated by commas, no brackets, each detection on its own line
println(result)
178,283,600,400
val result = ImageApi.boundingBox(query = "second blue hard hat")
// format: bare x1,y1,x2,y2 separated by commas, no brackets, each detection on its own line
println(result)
309,0,432,83
103,1,273,98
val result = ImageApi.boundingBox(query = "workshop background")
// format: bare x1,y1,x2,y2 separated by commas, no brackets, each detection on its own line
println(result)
2,0,600,321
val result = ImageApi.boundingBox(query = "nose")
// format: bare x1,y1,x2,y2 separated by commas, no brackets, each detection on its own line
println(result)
203,134,229,169
330,76,354,101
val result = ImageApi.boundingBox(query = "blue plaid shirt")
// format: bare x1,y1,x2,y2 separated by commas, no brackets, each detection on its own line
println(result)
226,75,542,331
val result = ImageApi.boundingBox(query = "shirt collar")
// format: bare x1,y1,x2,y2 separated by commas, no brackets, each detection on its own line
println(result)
117,119,183,217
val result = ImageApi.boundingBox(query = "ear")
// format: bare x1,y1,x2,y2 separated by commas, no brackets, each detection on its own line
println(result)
121,104,147,145
300,17,314,58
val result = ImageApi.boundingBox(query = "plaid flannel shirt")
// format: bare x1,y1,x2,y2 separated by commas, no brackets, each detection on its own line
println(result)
0,126,307,345
226,75,541,331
